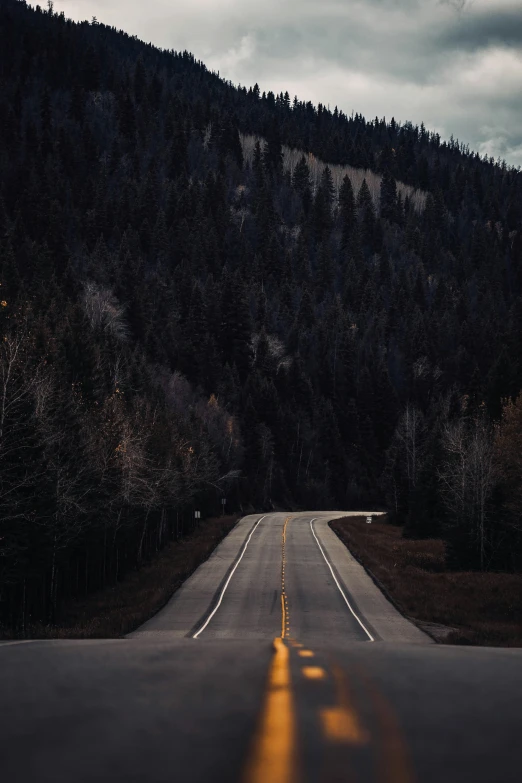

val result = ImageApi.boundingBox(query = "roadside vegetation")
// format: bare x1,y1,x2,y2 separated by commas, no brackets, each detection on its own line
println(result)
330,515,522,647
0,515,239,639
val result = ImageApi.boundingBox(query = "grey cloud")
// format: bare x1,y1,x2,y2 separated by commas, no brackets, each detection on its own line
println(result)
439,8,522,51
438,0,472,10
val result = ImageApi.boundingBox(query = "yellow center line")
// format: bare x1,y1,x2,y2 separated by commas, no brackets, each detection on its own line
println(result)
281,517,291,639
282,516,290,545
320,663,369,746
242,637,297,783
302,666,327,681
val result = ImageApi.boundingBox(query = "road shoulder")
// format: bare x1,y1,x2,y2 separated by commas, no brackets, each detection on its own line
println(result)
314,514,433,644
128,514,263,638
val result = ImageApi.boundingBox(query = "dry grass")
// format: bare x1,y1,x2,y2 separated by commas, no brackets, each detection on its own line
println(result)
330,516,522,647
2,516,239,640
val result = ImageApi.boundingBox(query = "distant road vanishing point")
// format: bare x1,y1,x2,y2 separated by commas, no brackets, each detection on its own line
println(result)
2,512,522,782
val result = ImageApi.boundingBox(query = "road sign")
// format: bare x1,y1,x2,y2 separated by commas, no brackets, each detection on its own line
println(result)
366,516,372,524
221,498,226,505
194,510,201,519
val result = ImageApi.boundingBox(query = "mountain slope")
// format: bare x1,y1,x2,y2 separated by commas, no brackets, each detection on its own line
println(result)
0,0,521,631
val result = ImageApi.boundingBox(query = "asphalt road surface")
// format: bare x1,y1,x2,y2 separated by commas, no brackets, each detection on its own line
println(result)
2,512,522,783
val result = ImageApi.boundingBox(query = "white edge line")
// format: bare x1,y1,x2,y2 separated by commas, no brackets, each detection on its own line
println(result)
310,518,375,642
192,515,267,638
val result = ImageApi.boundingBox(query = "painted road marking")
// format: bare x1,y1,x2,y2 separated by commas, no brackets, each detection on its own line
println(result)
281,594,287,638
302,666,327,680
192,515,267,638
281,517,291,639
320,706,367,744
310,518,375,642
320,663,368,745
244,514,413,781
242,637,297,783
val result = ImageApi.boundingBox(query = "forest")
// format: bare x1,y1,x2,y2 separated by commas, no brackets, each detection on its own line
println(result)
0,0,521,632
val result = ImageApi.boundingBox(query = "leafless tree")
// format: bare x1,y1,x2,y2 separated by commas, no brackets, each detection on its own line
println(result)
438,416,496,570
395,404,427,492
0,326,50,584
82,282,129,341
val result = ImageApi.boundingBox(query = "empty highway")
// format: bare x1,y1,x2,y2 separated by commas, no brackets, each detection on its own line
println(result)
1,512,522,782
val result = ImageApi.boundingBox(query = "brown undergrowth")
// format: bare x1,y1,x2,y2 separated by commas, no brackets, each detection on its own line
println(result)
2,515,239,640
330,515,522,647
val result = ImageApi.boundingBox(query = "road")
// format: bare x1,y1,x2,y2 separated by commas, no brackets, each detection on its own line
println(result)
1,512,522,782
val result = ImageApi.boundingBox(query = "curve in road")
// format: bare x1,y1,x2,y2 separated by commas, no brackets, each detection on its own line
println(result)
131,512,429,644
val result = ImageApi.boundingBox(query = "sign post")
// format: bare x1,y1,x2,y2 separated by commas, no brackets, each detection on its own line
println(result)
221,498,226,516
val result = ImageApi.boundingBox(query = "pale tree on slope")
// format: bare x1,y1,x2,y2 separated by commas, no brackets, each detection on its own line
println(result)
438,415,496,570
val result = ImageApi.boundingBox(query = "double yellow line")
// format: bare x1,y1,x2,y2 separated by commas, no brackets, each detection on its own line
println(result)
244,517,296,783
243,515,415,783
281,516,290,639
242,637,297,783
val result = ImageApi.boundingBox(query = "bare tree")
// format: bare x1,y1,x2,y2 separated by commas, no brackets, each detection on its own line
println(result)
395,404,426,492
82,282,129,341
439,416,496,570
0,324,50,588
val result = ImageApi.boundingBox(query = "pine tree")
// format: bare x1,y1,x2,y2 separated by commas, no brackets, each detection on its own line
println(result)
380,168,397,221
313,170,334,243
263,119,283,174
339,175,355,248
220,271,253,382
357,178,375,247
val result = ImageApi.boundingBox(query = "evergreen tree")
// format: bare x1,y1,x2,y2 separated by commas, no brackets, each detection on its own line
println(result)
220,271,253,382
380,168,397,221
263,119,283,174
339,175,355,248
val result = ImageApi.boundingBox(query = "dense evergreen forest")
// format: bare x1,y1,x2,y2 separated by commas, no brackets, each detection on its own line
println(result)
1,0,522,631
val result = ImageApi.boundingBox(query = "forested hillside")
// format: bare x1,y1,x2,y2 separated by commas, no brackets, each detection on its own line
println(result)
1,0,522,631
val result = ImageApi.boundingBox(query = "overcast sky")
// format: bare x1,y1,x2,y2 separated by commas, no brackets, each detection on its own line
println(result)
52,0,522,167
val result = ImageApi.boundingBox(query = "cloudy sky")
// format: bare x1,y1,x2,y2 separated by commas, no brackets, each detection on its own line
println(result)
52,0,522,167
